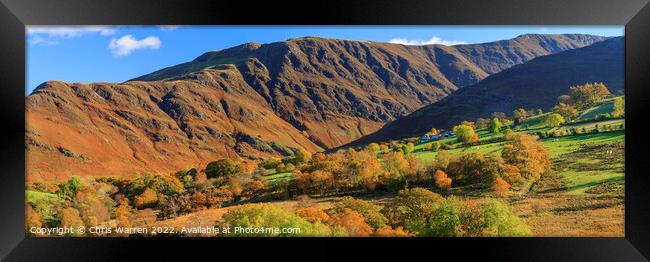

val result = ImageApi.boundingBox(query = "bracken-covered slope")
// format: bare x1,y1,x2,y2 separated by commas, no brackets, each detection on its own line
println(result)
26,34,607,181
350,37,624,145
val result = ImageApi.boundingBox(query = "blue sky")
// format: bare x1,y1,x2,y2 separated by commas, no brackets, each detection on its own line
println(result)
26,25,623,95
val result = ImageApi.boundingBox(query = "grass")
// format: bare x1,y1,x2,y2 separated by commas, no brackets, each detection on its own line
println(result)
578,101,615,120
262,171,294,187
26,190,58,204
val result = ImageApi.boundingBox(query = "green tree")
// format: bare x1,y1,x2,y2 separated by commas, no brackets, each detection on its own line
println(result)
401,143,415,155
480,198,532,236
57,177,82,200
453,124,476,143
544,113,565,127
205,159,241,179
367,143,381,153
385,188,443,234
488,118,502,133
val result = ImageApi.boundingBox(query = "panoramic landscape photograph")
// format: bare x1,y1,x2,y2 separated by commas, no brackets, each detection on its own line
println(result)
25,26,624,237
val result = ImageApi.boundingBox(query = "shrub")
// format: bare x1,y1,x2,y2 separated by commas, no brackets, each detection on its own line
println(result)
491,177,510,198
332,197,388,229
296,207,330,223
433,169,452,191
134,188,158,209
328,208,374,237
221,203,332,236
374,226,411,237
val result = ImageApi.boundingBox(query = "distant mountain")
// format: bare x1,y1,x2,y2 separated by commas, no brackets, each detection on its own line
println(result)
349,37,624,145
26,34,608,180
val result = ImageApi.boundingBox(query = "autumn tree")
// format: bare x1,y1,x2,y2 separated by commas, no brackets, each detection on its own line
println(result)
453,124,476,143
134,188,158,209
114,199,134,232
59,207,85,236
296,207,330,223
25,205,42,233
445,151,487,185
328,208,374,237
433,169,452,191
501,133,551,181
544,113,565,127
382,151,410,177
567,82,611,108
491,177,510,198
367,143,381,153
374,226,411,237
552,103,578,118
332,197,388,229
612,96,625,117
72,181,116,226
242,179,266,199
513,108,529,125
435,150,453,170
475,118,490,130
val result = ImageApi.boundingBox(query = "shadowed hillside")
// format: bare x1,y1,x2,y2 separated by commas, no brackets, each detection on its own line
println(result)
349,37,624,145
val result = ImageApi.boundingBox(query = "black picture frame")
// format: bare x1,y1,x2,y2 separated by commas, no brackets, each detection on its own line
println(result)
1,0,649,261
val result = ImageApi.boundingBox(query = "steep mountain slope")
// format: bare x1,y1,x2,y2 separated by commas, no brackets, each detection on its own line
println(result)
351,37,624,145
132,35,606,147
26,68,323,182
26,34,608,181
455,34,608,74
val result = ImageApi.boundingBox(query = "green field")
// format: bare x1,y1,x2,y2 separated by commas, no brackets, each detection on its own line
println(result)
26,190,58,204
262,171,294,187
578,99,615,120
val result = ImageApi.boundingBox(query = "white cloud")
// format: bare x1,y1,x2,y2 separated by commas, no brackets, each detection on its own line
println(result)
27,26,117,38
27,26,117,45
108,35,161,56
158,25,180,31
29,35,59,46
388,36,467,46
